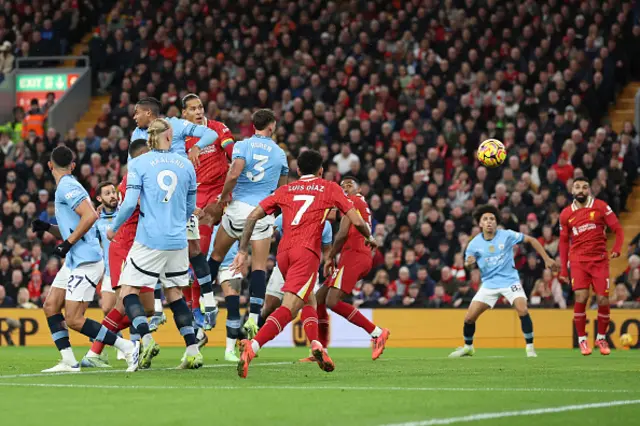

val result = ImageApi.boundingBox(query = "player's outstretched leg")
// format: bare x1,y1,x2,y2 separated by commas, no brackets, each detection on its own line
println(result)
66,301,139,372
167,295,203,369
82,308,131,367
149,283,167,332
124,293,159,369
573,290,591,355
301,304,335,372
595,293,611,355
326,288,389,360
449,301,489,357
43,287,80,372
225,294,241,362
190,253,219,330
513,298,536,357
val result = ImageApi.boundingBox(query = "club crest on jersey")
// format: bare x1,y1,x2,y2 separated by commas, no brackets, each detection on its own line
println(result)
498,244,504,250
590,211,596,220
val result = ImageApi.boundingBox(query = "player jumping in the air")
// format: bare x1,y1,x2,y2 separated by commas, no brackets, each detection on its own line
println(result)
111,118,201,369
177,93,234,330
559,177,624,356
230,150,377,378
34,146,139,372
317,175,390,360
131,97,220,328
81,139,156,368
207,109,289,340
449,204,557,358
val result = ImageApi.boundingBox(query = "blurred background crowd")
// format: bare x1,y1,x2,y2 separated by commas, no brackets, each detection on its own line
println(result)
2,0,640,310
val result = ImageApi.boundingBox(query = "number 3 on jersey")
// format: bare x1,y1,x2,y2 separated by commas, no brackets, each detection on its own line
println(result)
246,154,268,182
157,170,178,202
291,195,315,225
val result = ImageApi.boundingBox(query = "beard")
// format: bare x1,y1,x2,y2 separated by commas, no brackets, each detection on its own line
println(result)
574,194,588,203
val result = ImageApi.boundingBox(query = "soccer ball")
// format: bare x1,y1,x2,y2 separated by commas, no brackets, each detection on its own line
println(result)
620,333,633,348
477,139,507,168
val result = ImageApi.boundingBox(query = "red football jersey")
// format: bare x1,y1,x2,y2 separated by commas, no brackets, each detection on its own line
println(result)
112,175,139,250
559,196,623,267
185,118,234,187
260,176,354,257
342,194,372,255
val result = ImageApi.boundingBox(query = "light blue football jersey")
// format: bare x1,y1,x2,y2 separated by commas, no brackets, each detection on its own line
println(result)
465,229,524,289
208,225,239,270
113,150,197,250
54,175,102,269
274,214,332,245
232,135,288,206
95,208,117,277
130,117,218,157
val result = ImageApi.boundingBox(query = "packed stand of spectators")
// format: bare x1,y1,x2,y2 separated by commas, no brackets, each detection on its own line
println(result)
2,0,640,310
0,0,116,73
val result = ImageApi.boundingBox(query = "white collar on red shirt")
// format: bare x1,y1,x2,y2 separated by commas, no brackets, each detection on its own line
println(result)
299,175,318,181
571,196,594,211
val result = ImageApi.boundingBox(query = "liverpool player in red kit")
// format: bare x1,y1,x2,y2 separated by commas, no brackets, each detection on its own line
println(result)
229,150,377,378
82,139,156,367
316,175,390,360
180,94,234,330
559,177,624,356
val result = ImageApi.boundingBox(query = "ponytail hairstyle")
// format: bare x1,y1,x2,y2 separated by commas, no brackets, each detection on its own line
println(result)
147,118,170,150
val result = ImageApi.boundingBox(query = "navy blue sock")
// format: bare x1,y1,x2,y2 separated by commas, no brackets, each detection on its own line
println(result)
170,298,197,346
124,294,150,337
463,322,475,346
153,283,163,315
80,319,118,346
249,270,266,316
47,313,70,351
208,258,222,283
520,314,534,344
258,315,266,328
191,253,213,293
225,295,241,338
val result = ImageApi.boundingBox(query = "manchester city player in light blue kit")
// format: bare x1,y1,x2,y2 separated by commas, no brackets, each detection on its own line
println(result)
110,118,201,369
449,204,557,359
34,146,139,373
132,97,220,330
207,109,289,339
93,181,119,316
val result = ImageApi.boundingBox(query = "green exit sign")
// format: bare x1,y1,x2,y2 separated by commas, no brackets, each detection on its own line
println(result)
16,74,72,92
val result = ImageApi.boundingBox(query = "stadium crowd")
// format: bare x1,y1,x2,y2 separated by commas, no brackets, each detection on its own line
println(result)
2,0,640,310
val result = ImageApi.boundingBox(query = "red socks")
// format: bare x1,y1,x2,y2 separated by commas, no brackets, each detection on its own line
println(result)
182,287,193,309
90,309,131,355
597,304,611,336
317,303,329,347
198,224,213,255
192,279,201,310
332,301,376,334
301,305,319,343
255,306,292,348
574,302,587,338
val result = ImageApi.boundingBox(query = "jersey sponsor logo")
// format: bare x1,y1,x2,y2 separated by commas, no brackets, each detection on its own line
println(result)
200,145,217,155
572,223,597,236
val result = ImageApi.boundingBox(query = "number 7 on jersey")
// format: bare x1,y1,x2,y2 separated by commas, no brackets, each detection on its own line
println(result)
291,195,315,225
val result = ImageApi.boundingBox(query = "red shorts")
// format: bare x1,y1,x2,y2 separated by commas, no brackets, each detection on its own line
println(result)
327,251,373,294
196,183,224,209
571,259,610,296
277,248,320,302
109,242,153,293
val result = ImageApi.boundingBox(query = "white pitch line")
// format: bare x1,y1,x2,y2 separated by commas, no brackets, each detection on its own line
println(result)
0,381,636,395
379,400,640,426
0,361,292,379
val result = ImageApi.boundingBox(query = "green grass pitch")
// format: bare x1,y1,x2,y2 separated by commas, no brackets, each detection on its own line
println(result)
0,346,638,426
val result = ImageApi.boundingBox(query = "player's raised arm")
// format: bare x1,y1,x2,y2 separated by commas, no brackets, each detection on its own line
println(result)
558,211,570,282
523,234,557,271
602,203,624,258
